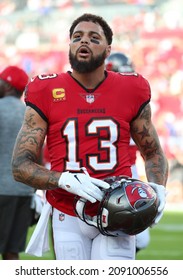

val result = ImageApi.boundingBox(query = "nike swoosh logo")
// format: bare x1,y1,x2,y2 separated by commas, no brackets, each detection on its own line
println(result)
74,175,81,183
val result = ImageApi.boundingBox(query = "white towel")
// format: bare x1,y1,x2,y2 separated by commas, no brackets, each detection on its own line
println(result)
26,201,52,257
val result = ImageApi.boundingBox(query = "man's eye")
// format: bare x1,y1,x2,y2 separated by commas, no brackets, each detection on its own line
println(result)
73,34,81,39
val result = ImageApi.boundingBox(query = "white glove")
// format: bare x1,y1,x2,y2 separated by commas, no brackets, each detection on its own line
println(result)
31,193,44,215
148,182,167,226
58,167,110,203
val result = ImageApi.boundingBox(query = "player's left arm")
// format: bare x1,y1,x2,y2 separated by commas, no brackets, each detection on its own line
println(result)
130,103,168,186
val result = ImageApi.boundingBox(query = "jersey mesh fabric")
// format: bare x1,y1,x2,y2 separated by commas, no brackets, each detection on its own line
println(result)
25,71,151,215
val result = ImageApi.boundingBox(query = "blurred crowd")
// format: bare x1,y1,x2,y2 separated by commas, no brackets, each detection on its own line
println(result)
0,0,183,202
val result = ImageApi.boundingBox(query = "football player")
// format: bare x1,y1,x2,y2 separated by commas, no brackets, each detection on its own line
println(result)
12,13,168,260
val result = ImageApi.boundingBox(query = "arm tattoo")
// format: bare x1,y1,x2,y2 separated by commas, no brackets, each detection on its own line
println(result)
12,109,60,190
131,104,168,186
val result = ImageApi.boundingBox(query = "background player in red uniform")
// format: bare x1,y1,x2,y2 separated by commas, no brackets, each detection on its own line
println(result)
12,13,168,260
105,52,151,253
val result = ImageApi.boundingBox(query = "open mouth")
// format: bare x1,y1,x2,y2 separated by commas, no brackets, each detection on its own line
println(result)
77,46,91,58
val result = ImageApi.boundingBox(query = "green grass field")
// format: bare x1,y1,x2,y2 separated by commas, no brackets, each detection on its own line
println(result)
137,209,183,260
18,208,183,260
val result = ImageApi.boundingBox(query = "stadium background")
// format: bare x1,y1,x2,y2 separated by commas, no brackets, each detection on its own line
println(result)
0,0,183,259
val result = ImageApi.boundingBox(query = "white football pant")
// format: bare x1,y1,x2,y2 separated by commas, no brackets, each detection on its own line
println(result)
52,208,136,260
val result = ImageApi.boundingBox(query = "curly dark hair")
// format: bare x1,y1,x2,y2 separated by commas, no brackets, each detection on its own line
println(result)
69,13,113,45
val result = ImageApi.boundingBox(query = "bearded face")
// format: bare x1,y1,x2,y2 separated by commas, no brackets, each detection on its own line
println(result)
69,49,106,73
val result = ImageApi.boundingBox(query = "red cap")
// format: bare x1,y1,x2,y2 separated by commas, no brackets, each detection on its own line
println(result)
0,66,29,92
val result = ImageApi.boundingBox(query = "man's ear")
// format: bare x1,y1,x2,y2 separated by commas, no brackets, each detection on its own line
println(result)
105,45,111,58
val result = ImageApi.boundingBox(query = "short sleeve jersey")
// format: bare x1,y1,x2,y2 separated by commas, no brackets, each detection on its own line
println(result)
25,71,151,216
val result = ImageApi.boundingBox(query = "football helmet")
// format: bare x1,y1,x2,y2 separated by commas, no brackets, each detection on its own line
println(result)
105,52,135,73
75,176,158,236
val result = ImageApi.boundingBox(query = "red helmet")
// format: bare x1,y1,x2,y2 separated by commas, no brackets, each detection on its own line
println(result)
75,176,158,236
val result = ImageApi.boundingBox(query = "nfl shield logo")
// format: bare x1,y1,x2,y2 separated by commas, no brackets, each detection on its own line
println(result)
86,94,95,104
59,213,65,221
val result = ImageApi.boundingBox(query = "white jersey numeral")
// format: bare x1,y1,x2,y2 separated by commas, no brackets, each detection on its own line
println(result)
62,119,80,170
38,73,57,80
62,118,118,172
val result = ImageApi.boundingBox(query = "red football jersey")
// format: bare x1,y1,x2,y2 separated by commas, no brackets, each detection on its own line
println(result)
25,71,151,216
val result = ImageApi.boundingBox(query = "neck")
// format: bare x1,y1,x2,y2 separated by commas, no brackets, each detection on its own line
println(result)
71,66,106,89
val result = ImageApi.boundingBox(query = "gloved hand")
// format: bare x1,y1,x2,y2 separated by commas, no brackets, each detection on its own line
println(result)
58,167,110,203
148,182,167,226
30,192,44,226
31,193,44,214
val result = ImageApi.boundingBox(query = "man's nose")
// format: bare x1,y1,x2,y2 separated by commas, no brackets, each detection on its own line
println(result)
81,36,90,44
